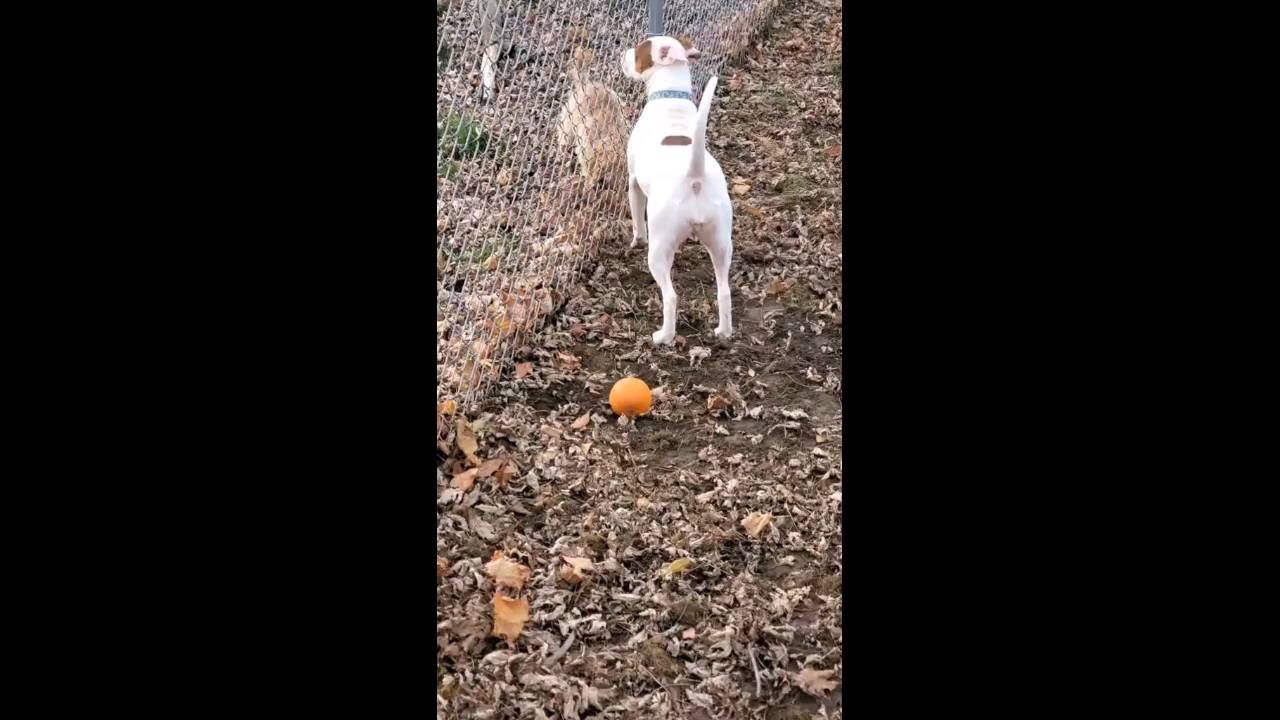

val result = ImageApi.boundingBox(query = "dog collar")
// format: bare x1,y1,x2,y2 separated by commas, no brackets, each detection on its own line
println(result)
647,90,693,103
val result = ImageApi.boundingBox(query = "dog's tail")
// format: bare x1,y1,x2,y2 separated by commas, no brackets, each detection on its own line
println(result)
688,75,718,191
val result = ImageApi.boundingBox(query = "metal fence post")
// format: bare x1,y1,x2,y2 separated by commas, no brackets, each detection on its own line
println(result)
647,0,664,37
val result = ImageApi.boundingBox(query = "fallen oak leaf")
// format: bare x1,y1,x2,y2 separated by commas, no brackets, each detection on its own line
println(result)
570,412,590,430
484,551,531,592
741,511,774,538
437,556,451,578
793,667,839,696
491,594,530,647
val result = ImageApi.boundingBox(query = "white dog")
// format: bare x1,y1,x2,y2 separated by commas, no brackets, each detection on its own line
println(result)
621,35,733,346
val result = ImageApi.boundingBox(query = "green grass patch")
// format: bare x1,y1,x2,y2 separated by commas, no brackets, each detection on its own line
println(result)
438,110,495,160
467,229,520,267
437,110,503,180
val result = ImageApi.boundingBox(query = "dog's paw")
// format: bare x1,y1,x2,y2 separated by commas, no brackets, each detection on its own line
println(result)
713,325,733,341
652,329,676,346
630,236,646,249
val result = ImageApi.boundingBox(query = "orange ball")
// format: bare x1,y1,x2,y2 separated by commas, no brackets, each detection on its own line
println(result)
609,377,652,417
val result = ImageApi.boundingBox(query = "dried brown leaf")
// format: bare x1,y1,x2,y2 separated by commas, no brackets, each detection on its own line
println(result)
793,667,839,696
741,512,773,538
437,556,451,578
456,419,480,465
515,361,533,378
570,412,591,430
494,458,519,484
764,278,794,296
707,394,732,415
492,594,530,647
662,558,693,576
450,468,479,491
559,555,593,585
485,552,531,591
476,457,505,478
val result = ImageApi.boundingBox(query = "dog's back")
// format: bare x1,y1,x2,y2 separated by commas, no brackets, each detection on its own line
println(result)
629,77,726,213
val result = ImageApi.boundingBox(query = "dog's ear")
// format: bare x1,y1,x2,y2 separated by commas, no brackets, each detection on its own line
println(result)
676,35,702,60
654,37,688,66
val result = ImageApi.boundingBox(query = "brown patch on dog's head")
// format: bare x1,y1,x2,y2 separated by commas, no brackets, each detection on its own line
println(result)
634,39,654,74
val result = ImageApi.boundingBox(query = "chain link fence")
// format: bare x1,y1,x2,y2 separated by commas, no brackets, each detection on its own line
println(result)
437,0,781,414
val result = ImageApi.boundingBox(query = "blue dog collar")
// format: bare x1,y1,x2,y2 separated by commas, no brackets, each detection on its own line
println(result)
647,89,693,103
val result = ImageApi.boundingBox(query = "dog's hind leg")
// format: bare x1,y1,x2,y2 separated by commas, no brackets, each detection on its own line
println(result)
647,233,679,345
628,178,647,249
702,221,734,340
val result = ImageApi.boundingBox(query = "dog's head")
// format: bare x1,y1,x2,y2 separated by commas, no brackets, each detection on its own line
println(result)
621,35,701,81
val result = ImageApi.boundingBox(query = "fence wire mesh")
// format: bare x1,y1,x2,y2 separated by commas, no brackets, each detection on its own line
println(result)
436,0,781,413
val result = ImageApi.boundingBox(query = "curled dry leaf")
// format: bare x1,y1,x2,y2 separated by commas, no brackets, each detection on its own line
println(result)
450,467,479,492
558,555,593,585
515,361,533,379
793,667,839,696
491,594,530,647
570,412,591,430
662,558,693,576
485,551,531,592
436,556,451,578
438,399,457,416
741,511,774,538
455,419,480,466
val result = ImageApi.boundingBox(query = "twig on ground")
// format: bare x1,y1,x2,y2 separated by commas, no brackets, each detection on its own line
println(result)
749,645,763,697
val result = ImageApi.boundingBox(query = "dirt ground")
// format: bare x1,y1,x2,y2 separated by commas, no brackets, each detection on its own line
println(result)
437,0,842,717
